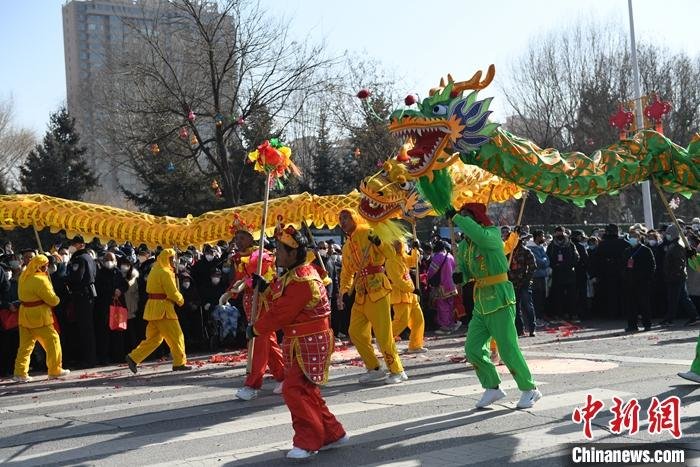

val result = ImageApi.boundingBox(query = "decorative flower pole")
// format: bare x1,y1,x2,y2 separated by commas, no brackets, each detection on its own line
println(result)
244,138,298,371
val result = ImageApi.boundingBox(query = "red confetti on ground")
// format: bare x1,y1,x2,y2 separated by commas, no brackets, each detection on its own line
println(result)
209,353,247,364
79,373,100,379
190,359,206,368
543,322,582,338
347,357,365,367
335,343,349,352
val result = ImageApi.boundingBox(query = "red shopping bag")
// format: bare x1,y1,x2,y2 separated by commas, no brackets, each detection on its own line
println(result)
109,301,128,331
0,308,18,330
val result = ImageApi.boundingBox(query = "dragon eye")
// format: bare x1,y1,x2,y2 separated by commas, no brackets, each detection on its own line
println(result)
432,104,448,115
399,181,412,191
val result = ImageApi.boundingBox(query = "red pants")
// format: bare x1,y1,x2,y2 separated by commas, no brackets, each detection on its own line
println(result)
283,359,345,451
244,331,285,389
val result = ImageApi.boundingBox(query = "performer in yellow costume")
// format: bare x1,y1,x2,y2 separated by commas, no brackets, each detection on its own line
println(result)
13,255,70,382
338,209,405,384
387,239,426,353
127,249,192,373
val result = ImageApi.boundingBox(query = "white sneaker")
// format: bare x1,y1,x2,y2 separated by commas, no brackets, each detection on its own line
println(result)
475,388,507,408
385,371,408,384
12,375,32,383
517,389,542,409
678,371,700,383
273,381,284,394
451,321,463,332
406,347,428,354
286,447,317,459
435,327,451,335
320,434,350,451
490,350,500,365
235,386,258,401
358,368,386,384
48,369,71,380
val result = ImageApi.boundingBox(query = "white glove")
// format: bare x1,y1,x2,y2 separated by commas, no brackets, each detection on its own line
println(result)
204,303,211,311
218,292,232,306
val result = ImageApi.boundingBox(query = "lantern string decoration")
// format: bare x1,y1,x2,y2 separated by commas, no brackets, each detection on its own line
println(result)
608,104,635,140
190,134,198,146
150,143,160,155
247,138,300,189
187,110,196,122
353,147,361,157
179,127,189,140
210,180,223,198
214,113,225,127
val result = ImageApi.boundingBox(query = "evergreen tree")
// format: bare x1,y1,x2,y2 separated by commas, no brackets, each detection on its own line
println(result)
20,107,97,199
313,109,337,195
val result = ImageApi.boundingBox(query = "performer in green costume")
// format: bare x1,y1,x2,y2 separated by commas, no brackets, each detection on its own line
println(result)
448,202,541,409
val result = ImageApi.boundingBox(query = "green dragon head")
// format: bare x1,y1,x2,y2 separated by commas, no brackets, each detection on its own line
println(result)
358,160,432,222
388,65,499,180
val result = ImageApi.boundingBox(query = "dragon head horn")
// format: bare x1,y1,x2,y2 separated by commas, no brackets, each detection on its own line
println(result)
429,64,496,96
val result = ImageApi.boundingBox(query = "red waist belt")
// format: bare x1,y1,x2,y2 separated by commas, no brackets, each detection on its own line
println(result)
21,300,45,307
283,318,330,337
148,294,169,300
359,265,384,277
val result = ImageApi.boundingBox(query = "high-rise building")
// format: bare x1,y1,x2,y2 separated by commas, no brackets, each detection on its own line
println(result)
62,0,170,206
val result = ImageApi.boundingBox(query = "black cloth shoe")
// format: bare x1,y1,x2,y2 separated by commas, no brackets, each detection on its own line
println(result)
173,365,192,371
658,320,673,327
624,326,639,333
126,355,137,374
684,317,699,327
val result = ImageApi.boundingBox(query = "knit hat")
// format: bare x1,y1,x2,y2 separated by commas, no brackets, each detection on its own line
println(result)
458,203,492,226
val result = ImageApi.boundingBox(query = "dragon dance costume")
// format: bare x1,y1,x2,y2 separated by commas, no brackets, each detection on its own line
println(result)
128,249,190,371
14,255,69,380
386,243,425,351
252,225,346,460
451,203,541,409
230,237,284,395
339,209,405,383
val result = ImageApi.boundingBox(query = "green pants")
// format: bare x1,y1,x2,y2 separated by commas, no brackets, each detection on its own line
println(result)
465,305,536,391
691,331,700,374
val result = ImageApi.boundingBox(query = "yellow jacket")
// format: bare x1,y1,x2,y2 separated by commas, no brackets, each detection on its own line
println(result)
387,247,418,304
144,249,184,320
18,255,60,329
340,226,395,304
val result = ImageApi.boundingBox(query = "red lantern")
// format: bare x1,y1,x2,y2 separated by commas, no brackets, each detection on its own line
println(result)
404,94,417,106
644,94,671,133
187,110,196,122
609,104,635,140
236,116,245,125
178,127,189,140
356,89,371,100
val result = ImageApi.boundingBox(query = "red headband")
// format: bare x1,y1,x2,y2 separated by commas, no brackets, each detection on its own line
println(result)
459,203,492,226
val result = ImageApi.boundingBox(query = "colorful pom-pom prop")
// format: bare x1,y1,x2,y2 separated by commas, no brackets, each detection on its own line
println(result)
404,94,417,106
356,89,371,100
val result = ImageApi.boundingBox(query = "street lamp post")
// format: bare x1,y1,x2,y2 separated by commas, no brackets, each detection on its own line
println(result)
628,0,654,229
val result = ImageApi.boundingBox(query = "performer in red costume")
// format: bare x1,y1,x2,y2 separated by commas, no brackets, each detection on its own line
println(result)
228,215,284,401
249,224,348,460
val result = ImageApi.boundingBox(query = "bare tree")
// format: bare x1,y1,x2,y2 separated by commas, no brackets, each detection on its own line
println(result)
94,0,335,207
501,20,700,225
0,97,36,191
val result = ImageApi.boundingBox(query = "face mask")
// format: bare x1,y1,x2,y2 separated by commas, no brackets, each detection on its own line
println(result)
4,271,11,281
89,251,97,260
693,224,700,231
222,266,231,274
68,245,77,254
48,265,57,274
665,234,674,242
177,263,186,271
62,254,70,263
120,264,130,273
211,277,220,285
182,281,191,289
647,239,658,247
9,261,20,269
103,261,115,269
628,238,639,247
205,254,214,262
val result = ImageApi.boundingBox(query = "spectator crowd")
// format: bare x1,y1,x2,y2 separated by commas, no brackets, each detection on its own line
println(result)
1,217,699,378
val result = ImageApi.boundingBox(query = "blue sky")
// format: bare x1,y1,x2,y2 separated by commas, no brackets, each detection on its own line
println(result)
1,0,698,136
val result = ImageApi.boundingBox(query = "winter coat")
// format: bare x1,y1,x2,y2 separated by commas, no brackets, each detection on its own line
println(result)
546,239,579,285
